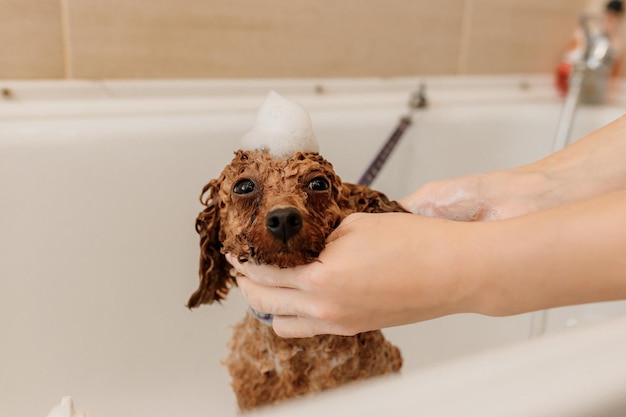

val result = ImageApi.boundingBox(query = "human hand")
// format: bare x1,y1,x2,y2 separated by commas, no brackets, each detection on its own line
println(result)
400,170,552,221
226,212,476,338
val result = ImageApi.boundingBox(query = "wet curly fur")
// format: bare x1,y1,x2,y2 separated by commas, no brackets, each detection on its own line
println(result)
187,149,405,410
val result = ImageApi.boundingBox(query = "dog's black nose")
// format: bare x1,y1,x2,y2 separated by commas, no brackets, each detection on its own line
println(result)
265,207,302,241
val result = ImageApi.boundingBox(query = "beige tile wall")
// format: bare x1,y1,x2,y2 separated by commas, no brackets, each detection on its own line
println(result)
0,0,65,79
0,0,593,79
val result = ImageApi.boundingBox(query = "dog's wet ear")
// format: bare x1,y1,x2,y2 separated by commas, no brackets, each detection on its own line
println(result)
340,183,408,214
187,176,235,308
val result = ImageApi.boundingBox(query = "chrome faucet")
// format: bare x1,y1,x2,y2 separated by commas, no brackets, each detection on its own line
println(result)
554,12,616,150
574,13,615,106
581,14,613,70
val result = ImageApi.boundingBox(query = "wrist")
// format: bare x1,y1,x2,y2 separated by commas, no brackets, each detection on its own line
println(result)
453,219,534,318
419,220,491,317
504,164,573,214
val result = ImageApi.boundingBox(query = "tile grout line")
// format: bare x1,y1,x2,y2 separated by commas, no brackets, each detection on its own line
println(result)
59,0,74,79
457,0,474,75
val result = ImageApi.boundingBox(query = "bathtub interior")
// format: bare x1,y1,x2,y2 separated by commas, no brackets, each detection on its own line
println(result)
2,76,626,417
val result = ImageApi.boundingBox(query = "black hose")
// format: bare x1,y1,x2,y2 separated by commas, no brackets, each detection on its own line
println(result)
357,84,427,187
357,115,413,187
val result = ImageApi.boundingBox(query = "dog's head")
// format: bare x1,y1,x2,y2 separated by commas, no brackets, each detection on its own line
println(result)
187,149,405,308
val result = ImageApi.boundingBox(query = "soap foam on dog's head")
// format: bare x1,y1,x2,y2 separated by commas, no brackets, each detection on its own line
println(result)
241,91,319,158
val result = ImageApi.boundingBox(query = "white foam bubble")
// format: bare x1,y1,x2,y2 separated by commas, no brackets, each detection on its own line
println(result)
46,397,90,417
241,91,319,158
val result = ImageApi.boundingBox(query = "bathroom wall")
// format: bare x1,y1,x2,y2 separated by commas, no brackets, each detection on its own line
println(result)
0,0,597,79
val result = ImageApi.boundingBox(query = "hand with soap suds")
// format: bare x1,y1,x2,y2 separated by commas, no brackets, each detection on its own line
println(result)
403,114,626,222
400,170,548,221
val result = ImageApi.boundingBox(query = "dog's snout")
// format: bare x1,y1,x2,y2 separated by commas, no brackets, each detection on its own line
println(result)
265,207,302,241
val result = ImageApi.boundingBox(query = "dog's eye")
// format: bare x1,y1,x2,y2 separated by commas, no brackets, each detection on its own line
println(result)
308,177,330,191
233,179,256,195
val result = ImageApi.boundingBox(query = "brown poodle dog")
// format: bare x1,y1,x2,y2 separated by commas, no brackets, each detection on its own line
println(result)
187,149,405,410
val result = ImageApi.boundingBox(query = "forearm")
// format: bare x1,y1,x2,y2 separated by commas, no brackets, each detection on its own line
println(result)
469,189,626,316
515,114,626,207
402,115,626,221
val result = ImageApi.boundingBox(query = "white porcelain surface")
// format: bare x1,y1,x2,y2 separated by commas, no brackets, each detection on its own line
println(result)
251,314,626,417
1,76,625,417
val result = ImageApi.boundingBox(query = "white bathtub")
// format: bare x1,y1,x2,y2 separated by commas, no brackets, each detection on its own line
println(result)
2,76,626,417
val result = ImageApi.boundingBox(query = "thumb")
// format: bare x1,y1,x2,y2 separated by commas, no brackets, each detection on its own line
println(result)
326,213,365,244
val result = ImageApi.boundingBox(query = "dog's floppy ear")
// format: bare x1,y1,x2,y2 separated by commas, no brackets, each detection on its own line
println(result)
187,177,235,308
340,182,408,214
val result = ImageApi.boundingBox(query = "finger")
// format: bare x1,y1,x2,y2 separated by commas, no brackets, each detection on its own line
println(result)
399,189,426,214
226,253,302,289
272,315,355,338
224,253,246,275
398,196,416,213
271,315,318,338
326,213,364,244
236,275,310,316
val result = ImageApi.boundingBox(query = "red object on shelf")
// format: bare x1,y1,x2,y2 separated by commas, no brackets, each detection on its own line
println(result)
555,62,572,96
